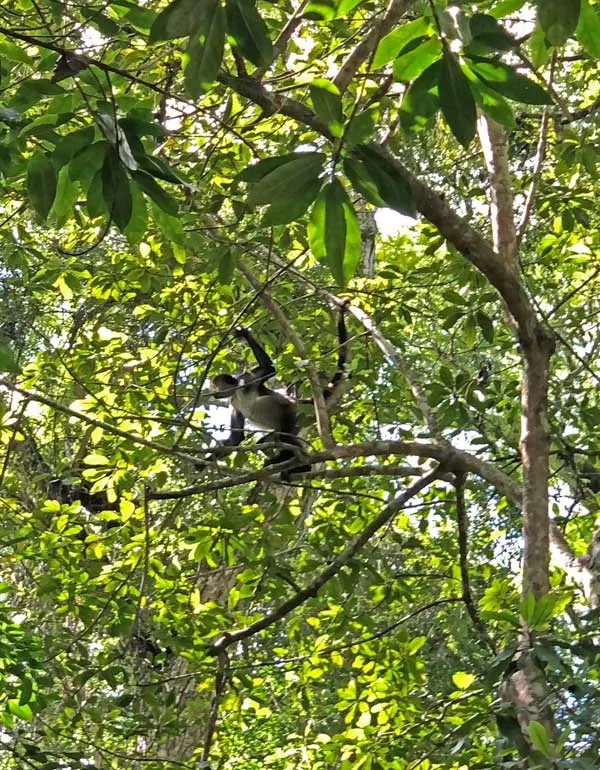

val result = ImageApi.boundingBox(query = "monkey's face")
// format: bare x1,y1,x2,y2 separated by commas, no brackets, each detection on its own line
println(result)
212,374,239,399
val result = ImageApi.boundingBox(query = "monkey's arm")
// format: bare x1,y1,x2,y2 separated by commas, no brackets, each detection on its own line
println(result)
222,407,246,447
235,327,276,380
324,302,350,400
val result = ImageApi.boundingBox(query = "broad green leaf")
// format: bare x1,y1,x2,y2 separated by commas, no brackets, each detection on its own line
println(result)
393,37,442,82
150,0,204,41
27,153,57,220
310,79,344,136
353,145,416,216
0,342,20,374
538,0,581,46
344,107,378,148
97,113,138,171
529,21,551,68
452,671,476,690
86,170,106,218
124,182,148,244
246,153,325,209
490,0,526,16
53,126,95,167
308,178,360,286
303,0,362,21
184,0,226,96
101,151,132,231
576,0,600,58
8,700,32,721
261,174,322,225
373,17,432,68
225,0,274,67
438,51,476,147
467,74,516,129
469,59,553,104
343,157,386,207
399,62,441,132
468,13,517,50
19,678,33,706
238,153,313,183
475,310,495,343
68,141,108,184
464,314,477,348
528,720,552,757
132,170,179,215
50,165,81,226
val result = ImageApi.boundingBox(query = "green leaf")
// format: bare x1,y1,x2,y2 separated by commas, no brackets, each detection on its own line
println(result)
132,170,179,215
101,151,132,231
54,126,96,167
468,75,516,129
27,153,57,220
452,671,475,690
68,142,108,184
438,51,476,148
353,145,416,216
538,0,581,46
19,678,33,706
464,315,477,348
150,0,204,41
308,178,360,287
576,0,600,58
469,59,553,104
344,107,378,148
184,0,226,96
343,157,386,207
303,0,361,21
490,0,526,17
8,700,32,721
238,153,311,183
86,170,106,219
475,310,495,343
0,342,20,374
399,62,441,132
393,37,442,82
468,13,517,51
529,21,551,68
246,153,325,218
373,17,432,68
225,0,274,67
124,182,148,244
528,720,552,757
50,165,81,226
310,79,344,136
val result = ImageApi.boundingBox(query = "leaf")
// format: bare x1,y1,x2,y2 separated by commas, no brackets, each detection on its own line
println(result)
475,310,495,343
303,0,361,21
529,21,551,68
308,178,360,287
238,152,316,183
0,342,20,374
27,153,57,220
373,17,432,68
399,61,441,132
132,170,179,215
468,59,553,104
528,720,552,757
468,13,517,51
452,671,476,690
353,145,416,216
576,0,600,58
53,126,96,167
393,37,442,82
50,165,81,226
538,0,581,46
184,0,226,96
310,78,344,136
344,107,378,147
124,182,148,244
86,170,106,218
8,700,32,721
101,150,132,231
225,0,273,67
97,113,138,171
343,157,386,207
490,0,526,16
438,50,476,147
19,678,33,706
68,142,108,184
246,153,325,221
468,76,516,129
150,0,204,41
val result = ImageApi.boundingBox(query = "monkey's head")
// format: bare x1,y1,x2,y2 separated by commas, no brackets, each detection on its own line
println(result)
211,374,238,399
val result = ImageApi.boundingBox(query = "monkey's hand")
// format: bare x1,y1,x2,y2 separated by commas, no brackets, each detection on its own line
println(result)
233,326,251,339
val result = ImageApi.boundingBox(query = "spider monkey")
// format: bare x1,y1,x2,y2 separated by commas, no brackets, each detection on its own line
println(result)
205,302,350,479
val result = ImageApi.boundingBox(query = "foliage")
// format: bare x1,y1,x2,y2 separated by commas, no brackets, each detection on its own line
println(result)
0,0,598,769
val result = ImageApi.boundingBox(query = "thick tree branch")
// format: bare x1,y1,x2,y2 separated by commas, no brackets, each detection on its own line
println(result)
333,0,417,92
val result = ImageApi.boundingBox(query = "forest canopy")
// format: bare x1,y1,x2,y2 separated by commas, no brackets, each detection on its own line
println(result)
0,0,599,768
